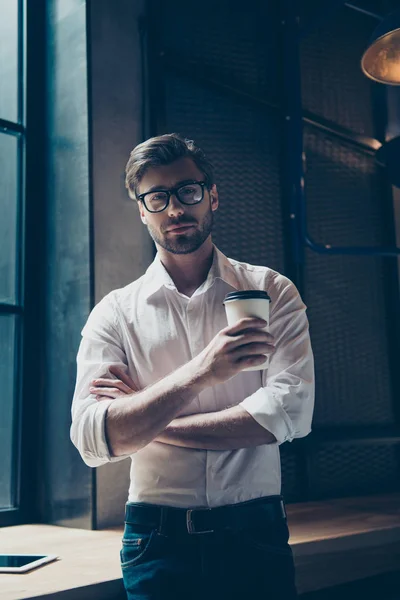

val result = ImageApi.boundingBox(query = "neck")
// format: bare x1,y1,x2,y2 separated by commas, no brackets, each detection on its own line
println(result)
157,238,215,296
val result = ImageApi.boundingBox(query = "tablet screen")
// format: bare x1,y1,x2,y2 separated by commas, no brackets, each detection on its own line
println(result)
0,555,46,568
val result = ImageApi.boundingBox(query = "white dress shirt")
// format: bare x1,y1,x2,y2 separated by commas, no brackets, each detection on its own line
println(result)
70,245,314,508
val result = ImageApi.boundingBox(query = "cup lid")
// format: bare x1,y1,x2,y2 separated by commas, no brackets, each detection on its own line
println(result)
224,290,271,302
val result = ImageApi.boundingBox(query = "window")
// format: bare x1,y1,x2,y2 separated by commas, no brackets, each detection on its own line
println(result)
0,0,25,521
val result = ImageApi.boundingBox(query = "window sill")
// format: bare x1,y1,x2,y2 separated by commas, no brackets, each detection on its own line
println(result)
1,524,125,600
2,492,400,599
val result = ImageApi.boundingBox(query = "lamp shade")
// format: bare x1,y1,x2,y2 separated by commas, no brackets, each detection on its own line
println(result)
361,10,400,85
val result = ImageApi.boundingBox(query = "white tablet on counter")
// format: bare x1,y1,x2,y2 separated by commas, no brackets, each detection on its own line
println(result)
0,554,59,573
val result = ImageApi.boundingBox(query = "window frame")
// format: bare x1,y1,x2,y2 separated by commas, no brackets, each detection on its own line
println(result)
0,0,46,527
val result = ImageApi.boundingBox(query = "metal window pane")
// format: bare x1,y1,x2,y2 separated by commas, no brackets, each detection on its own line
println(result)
304,126,387,248
0,132,19,305
300,5,377,137
309,442,400,500
160,0,280,107
303,128,395,426
0,0,19,123
0,314,17,509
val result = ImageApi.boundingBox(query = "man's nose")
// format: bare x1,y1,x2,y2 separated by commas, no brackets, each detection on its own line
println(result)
167,193,185,217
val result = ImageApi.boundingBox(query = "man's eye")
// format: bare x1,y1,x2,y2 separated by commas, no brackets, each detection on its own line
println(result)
180,187,195,195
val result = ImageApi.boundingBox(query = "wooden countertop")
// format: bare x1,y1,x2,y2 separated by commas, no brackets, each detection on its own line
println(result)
0,524,125,600
289,493,400,593
2,492,400,599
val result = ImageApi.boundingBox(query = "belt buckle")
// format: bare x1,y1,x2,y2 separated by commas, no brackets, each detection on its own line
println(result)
186,508,214,534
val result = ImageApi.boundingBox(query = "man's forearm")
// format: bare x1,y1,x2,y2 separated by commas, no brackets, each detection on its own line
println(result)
105,359,208,456
155,405,276,450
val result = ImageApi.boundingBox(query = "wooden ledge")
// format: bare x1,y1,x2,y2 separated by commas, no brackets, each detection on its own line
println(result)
1,492,400,599
0,524,125,600
288,493,400,593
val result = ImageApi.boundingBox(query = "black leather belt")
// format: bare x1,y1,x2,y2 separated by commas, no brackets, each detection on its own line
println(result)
124,495,287,536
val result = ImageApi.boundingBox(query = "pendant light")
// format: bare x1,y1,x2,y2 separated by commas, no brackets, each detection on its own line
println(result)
361,10,400,85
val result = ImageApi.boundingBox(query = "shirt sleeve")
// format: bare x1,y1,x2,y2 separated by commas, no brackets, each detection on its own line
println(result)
239,278,315,445
70,293,132,467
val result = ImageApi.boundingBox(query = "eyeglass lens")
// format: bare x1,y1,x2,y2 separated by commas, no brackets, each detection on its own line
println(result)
145,183,203,212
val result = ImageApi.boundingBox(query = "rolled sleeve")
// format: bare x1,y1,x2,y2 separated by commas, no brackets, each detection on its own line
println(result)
70,293,132,467
239,279,315,445
71,397,121,467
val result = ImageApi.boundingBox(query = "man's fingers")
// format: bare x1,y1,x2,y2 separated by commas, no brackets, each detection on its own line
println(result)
225,317,268,336
108,365,138,391
91,378,132,394
91,387,122,398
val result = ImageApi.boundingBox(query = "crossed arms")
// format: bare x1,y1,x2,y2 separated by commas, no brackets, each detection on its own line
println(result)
70,284,314,467
155,405,276,450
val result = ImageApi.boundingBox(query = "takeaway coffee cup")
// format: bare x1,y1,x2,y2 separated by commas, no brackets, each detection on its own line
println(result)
223,290,271,371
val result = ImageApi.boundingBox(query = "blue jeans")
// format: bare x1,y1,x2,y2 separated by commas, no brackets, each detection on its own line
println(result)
120,503,298,599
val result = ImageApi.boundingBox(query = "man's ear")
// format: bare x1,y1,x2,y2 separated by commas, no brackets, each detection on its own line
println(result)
138,201,147,224
210,184,219,211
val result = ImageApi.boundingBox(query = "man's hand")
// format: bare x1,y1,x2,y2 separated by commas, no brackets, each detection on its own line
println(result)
89,319,275,401
89,365,138,400
193,317,275,386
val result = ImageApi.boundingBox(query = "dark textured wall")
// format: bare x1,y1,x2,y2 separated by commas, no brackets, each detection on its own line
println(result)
88,0,153,530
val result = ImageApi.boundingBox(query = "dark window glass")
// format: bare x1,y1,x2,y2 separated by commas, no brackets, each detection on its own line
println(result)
0,314,18,509
0,0,19,123
0,132,19,304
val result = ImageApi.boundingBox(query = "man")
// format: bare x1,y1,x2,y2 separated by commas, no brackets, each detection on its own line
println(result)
70,133,315,600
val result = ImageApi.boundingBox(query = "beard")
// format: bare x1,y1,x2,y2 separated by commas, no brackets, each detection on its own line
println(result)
146,204,214,255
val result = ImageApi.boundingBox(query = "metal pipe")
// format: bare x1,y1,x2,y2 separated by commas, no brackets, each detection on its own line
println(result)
281,0,305,291
300,1,382,39
344,3,383,21
0,118,24,134
304,234,400,256
303,110,381,154
0,304,23,314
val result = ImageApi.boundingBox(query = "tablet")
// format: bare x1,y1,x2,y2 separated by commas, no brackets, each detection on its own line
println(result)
0,554,59,573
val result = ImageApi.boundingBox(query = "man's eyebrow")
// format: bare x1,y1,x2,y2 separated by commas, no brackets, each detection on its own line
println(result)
141,179,198,194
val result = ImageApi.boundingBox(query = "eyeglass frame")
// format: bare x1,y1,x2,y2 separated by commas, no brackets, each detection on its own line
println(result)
136,180,209,213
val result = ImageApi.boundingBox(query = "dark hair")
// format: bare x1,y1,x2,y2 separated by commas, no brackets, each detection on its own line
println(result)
125,133,214,201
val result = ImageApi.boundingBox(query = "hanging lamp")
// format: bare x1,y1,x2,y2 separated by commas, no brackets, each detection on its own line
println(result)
361,10,400,85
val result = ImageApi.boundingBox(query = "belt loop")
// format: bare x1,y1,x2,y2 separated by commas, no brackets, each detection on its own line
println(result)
158,507,167,535
280,499,287,520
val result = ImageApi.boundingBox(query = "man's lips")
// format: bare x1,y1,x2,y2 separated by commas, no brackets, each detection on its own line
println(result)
166,224,196,232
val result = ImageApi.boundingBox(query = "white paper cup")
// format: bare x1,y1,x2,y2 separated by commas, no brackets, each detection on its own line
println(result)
223,290,271,371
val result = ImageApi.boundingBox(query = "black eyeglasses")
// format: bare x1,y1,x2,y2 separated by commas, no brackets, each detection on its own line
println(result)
137,180,208,213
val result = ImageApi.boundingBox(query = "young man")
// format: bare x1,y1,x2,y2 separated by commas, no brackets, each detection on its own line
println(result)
70,133,315,600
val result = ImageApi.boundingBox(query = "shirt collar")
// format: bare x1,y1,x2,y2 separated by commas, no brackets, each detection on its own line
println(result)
142,244,240,300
